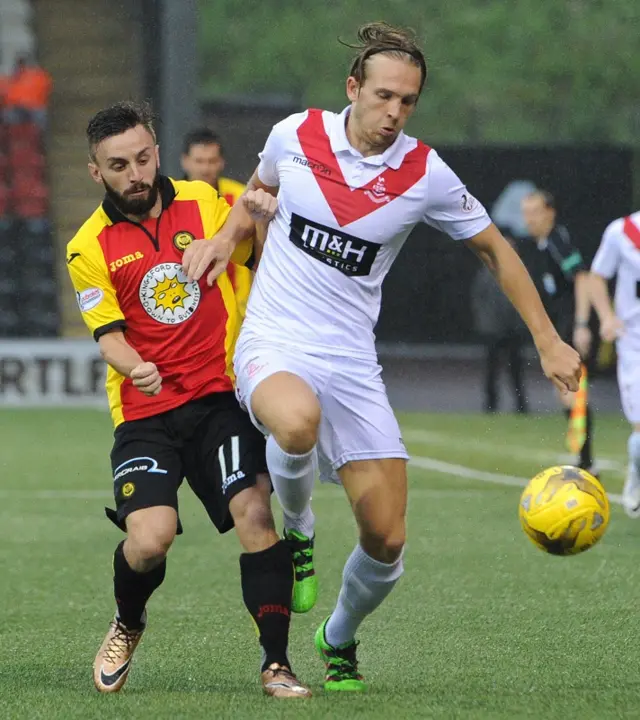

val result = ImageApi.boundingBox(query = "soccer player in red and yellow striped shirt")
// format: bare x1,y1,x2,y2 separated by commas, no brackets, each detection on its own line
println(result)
67,101,309,698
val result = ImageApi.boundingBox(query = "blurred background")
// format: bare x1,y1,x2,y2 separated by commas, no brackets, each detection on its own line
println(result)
0,0,637,413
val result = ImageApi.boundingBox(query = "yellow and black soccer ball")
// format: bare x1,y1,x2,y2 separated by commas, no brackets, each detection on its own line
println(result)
519,465,610,556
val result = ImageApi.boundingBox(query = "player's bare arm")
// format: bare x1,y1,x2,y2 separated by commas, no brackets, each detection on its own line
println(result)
245,167,279,197
99,331,162,396
253,221,268,268
182,177,278,286
573,270,592,357
466,224,581,393
588,271,624,341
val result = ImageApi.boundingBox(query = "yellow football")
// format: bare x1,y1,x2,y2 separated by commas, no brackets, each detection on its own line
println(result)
519,465,610,555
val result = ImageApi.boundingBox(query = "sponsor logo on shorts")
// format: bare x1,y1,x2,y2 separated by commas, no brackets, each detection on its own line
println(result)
247,362,267,379
76,287,104,312
289,213,381,277
222,469,246,493
113,456,168,482
121,482,135,498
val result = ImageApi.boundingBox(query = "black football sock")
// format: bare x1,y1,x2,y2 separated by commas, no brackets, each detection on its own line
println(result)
113,540,166,630
240,540,293,671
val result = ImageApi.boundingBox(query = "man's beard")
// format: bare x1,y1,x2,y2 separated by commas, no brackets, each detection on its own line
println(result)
103,170,161,218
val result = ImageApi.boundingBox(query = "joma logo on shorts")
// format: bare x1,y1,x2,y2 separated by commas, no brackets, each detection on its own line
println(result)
110,251,144,273
222,470,246,492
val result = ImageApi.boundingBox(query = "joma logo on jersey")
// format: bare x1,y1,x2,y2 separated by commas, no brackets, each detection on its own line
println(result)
110,251,144,273
289,213,380,277
293,156,331,175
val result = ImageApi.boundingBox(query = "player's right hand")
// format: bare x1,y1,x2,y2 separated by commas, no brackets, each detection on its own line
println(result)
538,336,582,395
130,362,162,396
599,313,624,342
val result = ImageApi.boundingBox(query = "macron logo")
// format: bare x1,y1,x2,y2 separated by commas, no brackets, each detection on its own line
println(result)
293,156,331,175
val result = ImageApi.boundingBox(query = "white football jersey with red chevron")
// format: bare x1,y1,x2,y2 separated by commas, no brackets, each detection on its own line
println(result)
240,106,492,358
591,210,640,353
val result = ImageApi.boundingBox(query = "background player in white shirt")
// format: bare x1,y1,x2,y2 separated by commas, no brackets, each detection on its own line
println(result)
588,211,640,517
183,22,581,692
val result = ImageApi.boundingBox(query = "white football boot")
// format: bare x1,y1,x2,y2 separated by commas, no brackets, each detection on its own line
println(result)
622,463,640,519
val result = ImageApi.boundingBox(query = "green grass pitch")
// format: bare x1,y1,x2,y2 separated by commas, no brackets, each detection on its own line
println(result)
0,409,637,719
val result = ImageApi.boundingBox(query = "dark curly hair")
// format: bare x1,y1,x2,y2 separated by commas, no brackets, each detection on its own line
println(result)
86,100,156,160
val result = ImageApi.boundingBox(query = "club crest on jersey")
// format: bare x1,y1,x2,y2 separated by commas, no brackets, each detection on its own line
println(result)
173,231,195,251
139,262,200,324
289,213,381,277
364,177,390,205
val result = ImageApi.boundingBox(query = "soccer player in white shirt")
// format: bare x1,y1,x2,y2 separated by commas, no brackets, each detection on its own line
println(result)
184,22,581,692
589,211,640,517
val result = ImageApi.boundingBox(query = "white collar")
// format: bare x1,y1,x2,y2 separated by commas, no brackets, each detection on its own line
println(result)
327,106,408,170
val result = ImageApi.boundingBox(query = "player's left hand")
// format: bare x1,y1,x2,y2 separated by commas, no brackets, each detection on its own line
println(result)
182,237,234,287
242,188,278,223
538,336,582,394
572,326,592,359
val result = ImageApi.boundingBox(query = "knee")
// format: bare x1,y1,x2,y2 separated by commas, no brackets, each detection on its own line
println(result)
231,488,277,551
273,404,321,454
126,526,175,570
232,491,275,533
359,521,406,564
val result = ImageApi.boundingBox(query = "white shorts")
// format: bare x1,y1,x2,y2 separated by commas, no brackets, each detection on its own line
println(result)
617,348,640,424
234,341,409,484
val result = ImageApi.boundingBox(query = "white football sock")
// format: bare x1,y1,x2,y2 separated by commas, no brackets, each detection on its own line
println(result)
265,434,316,537
629,432,640,477
325,544,404,647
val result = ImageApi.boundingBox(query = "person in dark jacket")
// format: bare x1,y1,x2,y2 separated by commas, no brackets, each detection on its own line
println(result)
472,232,529,413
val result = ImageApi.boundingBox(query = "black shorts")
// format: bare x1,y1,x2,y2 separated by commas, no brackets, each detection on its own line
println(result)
108,392,267,535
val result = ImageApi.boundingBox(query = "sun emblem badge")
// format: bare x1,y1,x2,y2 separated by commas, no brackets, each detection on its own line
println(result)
139,262,201,324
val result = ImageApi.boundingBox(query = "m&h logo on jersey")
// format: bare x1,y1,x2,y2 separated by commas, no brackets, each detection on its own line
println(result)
289,213,381,277
364,177,390,205
173,231,195,252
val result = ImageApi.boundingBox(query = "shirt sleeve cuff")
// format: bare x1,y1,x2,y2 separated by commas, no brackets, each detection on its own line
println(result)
93,320,126,342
